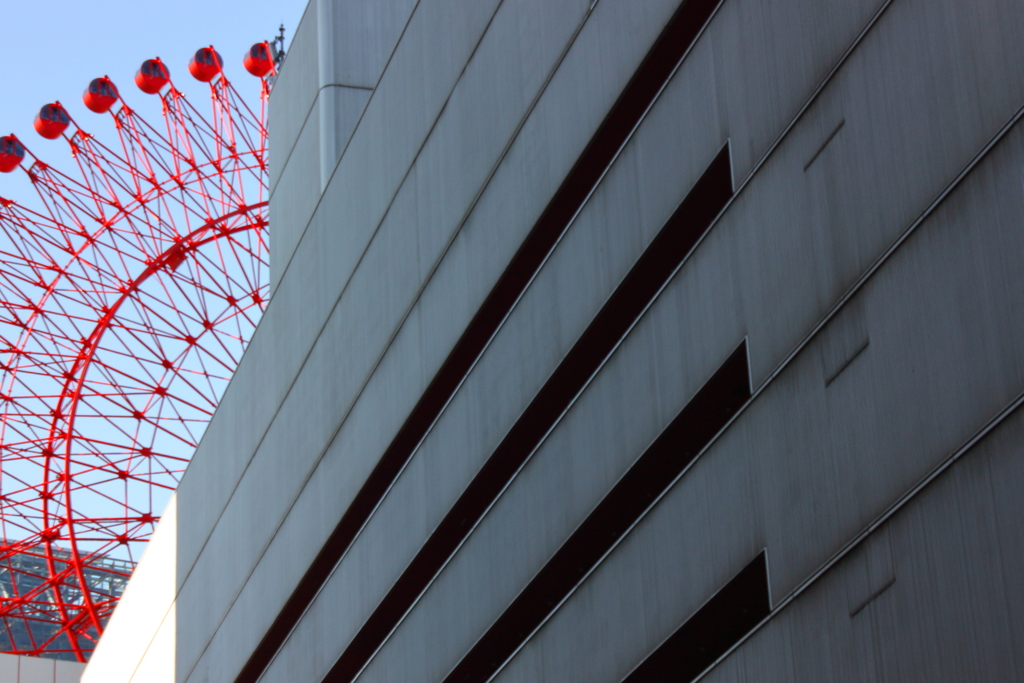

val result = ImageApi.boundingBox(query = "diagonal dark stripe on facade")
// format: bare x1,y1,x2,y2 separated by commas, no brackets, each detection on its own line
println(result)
235,1,725,681
325,145,734,683
623,551,770,683
444,340,752,683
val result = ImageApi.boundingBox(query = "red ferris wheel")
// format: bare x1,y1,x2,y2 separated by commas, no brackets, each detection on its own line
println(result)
0,41,276,661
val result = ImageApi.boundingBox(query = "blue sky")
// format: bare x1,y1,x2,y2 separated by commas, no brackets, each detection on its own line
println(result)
1,0,308,201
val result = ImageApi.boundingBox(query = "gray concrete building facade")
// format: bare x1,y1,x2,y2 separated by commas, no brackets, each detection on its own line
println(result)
83,0,1024,681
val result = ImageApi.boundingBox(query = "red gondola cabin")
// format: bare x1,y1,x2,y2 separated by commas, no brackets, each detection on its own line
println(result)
0,136,25,173
243,42,274,78
189,48,223,82
34,103,70,140
135,59,170,94
83,77,119,114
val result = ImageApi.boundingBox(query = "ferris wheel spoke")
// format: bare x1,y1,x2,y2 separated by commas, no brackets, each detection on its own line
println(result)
0,43,270,659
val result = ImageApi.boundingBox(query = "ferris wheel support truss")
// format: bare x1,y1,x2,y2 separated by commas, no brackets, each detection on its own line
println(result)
0,43,273,661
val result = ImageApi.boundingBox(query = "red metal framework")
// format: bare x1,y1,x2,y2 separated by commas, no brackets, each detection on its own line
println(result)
0,44,273,660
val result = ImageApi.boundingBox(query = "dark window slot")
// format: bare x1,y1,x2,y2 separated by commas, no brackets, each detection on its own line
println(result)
236,0,725,680
326,146,734,683
623,551,770,683
443,340,751,683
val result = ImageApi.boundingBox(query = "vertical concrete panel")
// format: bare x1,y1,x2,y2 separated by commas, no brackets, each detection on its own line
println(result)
493,37,1024,683
268,2,318,193
53,661,85,683
370,0,1024,679
0,654,20,683
256,0,692,679
173,0,533,680
318,0,420,89
315,0,418,187
270,101,321,293
170,311,299,590
316,84,372,190
700,409,1024,683
19,658,53,683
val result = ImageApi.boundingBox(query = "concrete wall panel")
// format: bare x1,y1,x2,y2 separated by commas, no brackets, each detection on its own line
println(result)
171,0,580,679
0,655,19,682
346,0,1024,680
312,0,923,680
704,406,1024,683
256,0,700,679
20,659,56,683
53,661,86,683
491,101,1024,683
270,101,322,291
317,0,419,90
270,0,419,285
316,84,373,191
0,656,86,683
269,2,319,194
